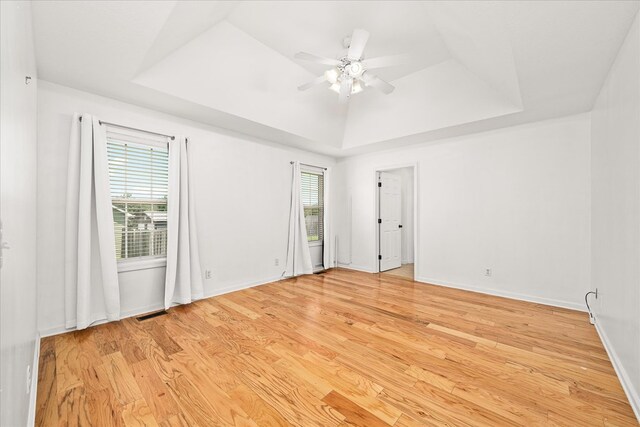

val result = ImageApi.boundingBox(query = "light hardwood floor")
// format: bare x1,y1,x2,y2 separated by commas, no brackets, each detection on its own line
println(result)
36,269,637,426
381,264,414,280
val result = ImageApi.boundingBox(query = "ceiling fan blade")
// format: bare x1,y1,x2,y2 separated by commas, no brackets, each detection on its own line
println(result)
339,78,353,103
298,74,328,91
347,29,370,61
362,54,412,70
360,73,395,94
294,52,340,66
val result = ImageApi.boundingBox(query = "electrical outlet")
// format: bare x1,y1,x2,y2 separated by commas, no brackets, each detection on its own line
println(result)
485,268,492,277
274,258,279,267
204,269,212,280
26,365,31,394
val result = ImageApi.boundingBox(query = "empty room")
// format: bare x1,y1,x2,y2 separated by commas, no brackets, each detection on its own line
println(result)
1,0,640,426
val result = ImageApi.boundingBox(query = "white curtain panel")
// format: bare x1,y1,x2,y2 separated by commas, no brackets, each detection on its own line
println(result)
164,137,204,309
64,114,120,330
285,161,313,277
323,167,334,269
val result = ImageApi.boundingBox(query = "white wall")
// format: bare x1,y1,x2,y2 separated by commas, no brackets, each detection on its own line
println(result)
591,11,640,419
0,1,39,425
335,113,591,310
37,81,334,335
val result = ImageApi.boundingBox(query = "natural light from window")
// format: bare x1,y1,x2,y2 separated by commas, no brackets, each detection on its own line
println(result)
301,171,324,242
107,138,168,260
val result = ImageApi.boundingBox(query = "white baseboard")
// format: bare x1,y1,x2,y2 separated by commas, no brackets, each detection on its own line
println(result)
201,275,283,300
27,333,41,427
595,321,640,422
337,263,376,273
42,303,163,338
415,276,586,312
40,275,285,338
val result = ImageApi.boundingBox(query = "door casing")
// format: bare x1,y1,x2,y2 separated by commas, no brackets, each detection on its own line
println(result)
373,163,419,275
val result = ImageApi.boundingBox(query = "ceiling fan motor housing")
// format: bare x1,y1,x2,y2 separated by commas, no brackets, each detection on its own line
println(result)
347,61,364,77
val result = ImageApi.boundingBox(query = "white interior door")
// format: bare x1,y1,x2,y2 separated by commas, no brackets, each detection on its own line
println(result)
378,172,402,271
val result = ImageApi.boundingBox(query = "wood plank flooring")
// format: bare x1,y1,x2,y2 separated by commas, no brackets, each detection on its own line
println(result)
381,264,414,280
36,269,638,426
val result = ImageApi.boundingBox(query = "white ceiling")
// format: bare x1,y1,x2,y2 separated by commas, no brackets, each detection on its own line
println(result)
31,1,639,157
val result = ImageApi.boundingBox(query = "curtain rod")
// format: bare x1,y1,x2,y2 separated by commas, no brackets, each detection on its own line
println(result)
290,161,327,170
79,116,175,140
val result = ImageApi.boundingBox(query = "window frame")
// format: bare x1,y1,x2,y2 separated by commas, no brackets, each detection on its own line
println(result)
300,167,325,245
106,129,170,271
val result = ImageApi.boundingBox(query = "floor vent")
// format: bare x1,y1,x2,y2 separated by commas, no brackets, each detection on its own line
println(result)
136,310,168,321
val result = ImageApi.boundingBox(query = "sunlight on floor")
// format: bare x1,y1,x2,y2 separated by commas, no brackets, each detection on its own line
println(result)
381,263,414,280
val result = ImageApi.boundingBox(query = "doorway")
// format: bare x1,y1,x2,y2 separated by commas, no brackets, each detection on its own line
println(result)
375,165,416,280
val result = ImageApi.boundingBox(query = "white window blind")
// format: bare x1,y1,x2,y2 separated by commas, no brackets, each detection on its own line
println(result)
301,171,324,242
107,136,169,260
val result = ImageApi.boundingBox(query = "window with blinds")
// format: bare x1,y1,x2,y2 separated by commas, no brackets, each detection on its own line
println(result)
301,171,324,242
107,137,169,260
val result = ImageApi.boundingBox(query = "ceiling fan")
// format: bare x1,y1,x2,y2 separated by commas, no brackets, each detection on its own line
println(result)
295,29,409,103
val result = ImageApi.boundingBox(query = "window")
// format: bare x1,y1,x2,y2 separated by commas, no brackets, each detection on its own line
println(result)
301,171,324,242
107,135,168,261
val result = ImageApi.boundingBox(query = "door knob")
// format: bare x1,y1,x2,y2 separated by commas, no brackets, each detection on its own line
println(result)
398,225,403,228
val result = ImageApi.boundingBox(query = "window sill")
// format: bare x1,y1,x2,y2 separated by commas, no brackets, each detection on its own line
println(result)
117,257,167,273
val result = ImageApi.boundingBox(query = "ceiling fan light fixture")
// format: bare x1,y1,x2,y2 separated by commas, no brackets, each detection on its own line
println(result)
329,78,363,95
352,80,363,94
325,68,340,85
